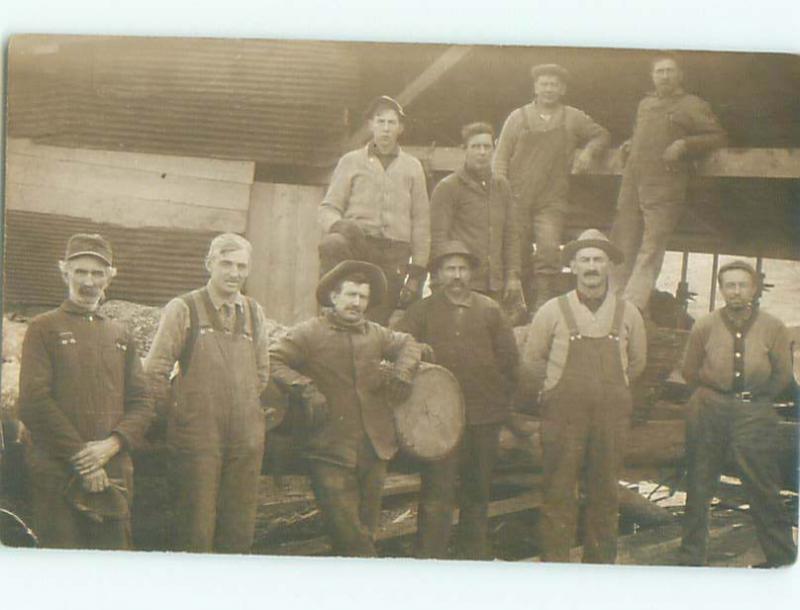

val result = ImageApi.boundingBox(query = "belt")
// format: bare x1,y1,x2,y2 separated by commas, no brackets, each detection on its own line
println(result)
732,391,753,403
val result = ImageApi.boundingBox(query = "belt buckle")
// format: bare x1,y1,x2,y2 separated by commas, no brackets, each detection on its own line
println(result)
738,391,752,403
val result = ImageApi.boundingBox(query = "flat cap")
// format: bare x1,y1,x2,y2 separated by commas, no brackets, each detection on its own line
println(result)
64,233,113,266
364,95,405,121
531,63,569,82
717,260,760,285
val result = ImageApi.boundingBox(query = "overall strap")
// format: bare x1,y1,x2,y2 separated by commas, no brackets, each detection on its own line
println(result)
178,292,201,375
245,296,261,340
557,295,581,339
199,288,226,332
609,297,626,339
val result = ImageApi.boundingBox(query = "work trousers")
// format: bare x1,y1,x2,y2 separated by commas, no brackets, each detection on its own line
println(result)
416,423,502,560
679,387,797,566
318,232,411,325
609,171,687,311
519,200,565,311
28,448,133,550
308,440,388,557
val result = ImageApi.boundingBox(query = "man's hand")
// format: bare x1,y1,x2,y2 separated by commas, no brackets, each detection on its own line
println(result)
662,139,687,169
572,147,595,174
330,219,365,247
81,468,110,493
397,276,423,309
71,436,122,476
385,375,413,405
298,385,329,430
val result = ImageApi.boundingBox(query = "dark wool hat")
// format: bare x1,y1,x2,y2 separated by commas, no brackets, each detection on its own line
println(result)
531,63,569,82
429,240,481,273
562,228,624,265
64,233,113,266
364,95,406,121
316,260,388,308
717,260,760,286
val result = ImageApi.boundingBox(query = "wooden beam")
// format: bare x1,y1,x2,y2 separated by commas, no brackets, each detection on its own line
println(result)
404,145,800,179
344,45,473,151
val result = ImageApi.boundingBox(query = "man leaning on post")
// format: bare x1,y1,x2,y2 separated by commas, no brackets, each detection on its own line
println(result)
269,260,422,557
678,260,797,567
144,233,271,554
318,95,431,324
518,229,646,563
19,234,153,549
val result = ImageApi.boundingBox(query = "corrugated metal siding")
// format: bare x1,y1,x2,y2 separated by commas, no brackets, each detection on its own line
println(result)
8,36,360,166
4,210,217,307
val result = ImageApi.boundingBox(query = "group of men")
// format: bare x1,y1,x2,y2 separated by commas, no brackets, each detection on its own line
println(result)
16,51,796,566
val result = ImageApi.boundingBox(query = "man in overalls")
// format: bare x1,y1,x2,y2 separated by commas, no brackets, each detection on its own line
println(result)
519,229,646,562
609,53,726,313
679,260,796,567
145,233,271,553
494,64,610,313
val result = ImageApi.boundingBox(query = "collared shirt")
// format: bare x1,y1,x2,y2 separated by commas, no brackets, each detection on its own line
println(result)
430,164,520,292
368,141,399,170
143,281,271,404
318,144,431,267
520,290,647,394
396,290,519,425
19,300,154,461
681,307,792,400
576,288,607,313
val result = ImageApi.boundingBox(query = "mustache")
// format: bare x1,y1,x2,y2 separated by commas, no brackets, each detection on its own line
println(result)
78,286,101,296
583,270,601,277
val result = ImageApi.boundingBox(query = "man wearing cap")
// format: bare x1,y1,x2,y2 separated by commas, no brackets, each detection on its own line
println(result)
494,64,610,313
318,95,430,325
678,260,796,567
19,234,153,549
397,240,519,559
144,233,270,553
610,53,727,313
519,229,646,563
270,260,422,556
430,122,522,312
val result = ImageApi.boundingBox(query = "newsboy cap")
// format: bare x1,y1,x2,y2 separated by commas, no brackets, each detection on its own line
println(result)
364,95,406,121
64,233,113,266
429,240,481,273
531,63,569,82
316,260,388,308
717,260,760,286
562,228,623,265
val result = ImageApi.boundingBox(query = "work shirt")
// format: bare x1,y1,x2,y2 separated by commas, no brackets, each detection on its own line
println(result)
430,165,520,293
493,102,609,202
681,307,792,401
19,300,153,462
396,290,519,425
143,282,271,405
318,144,431,267
269,311,422,468
520,290,647,394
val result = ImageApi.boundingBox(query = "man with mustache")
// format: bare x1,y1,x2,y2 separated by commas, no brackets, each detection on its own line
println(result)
19,234,153,549
679,260,796,566
318,96,430,324
270,260,422,556
145,233,271,553
397,241,519,559
494,64,610,313
519,229,646,563
609,53,727,315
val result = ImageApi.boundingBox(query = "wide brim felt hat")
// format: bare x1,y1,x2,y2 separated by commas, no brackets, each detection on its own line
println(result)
562,229,624,265
428,240,481,272
316,260,388,308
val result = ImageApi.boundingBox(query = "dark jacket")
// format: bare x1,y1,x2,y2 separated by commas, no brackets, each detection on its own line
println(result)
19,300,153,462
430,166,520,293
396,290,519,425
269,312,422,467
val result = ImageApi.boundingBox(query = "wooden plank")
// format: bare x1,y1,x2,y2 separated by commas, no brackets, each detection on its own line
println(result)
6,182,247,232
404,145,800,179
7,152,252,211
344,46,473,150
7,137,256,184
289,184,323,324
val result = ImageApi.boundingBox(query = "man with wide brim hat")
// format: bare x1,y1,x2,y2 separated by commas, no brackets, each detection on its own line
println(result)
18,233,153,550
518,228,646,563
397,240,519,559
493,62,610,312
271,260,422,557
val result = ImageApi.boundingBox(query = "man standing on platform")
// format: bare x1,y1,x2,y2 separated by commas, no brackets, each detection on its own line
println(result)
679,260,796,567
318,96,430,324
145,233,271,554
270,260,422,556
19,233,153,549
494,64,609,313
397,241,519,559
609,53,727,314
519,229,646,563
